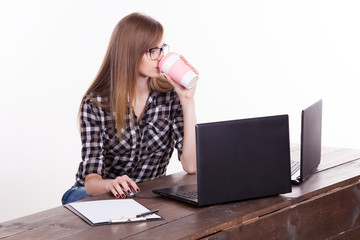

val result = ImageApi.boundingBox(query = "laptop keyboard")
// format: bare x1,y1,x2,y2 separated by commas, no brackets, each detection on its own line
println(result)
291,160,300,175
177,190,198,200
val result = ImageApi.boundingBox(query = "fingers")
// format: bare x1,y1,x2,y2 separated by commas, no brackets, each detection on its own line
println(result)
179,55,199,75
110,184,124,199
161,72,197,100
161,73,179,89
110,175,140,199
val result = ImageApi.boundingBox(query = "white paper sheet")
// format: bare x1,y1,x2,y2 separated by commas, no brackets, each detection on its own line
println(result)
68,199,161,224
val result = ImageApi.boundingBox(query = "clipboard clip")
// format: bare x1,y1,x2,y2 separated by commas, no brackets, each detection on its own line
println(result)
109,216,147,223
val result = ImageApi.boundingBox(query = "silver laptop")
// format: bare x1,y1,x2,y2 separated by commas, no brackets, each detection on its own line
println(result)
291,99,322,184
153,115,292,206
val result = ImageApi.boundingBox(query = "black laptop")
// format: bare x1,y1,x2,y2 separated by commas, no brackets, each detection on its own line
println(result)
153,115,292,206
291,99,323,184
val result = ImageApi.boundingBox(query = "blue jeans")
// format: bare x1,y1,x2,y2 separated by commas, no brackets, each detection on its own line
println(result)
61,186,91,205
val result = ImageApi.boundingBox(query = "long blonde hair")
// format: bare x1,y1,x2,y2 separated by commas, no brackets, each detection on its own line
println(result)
82,12,173,138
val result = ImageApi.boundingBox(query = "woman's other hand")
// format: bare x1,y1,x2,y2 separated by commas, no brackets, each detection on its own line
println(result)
85,173,140,198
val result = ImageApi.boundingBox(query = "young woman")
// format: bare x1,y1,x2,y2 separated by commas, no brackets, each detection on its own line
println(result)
61,12,197,205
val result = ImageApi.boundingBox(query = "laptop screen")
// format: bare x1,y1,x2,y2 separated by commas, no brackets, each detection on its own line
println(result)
300,99,322,182
196,115,292,206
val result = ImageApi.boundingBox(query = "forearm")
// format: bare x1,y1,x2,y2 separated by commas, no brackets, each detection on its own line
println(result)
161,72,198,173
180,98,197,174
84,173,111,196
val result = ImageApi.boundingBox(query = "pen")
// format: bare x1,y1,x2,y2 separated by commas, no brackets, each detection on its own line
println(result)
136,209,159,218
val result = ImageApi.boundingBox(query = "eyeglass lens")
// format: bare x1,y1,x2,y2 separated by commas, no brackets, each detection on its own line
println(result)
149,44,168,60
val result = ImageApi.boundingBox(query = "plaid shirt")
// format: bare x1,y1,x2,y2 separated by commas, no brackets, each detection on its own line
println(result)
75,89,184,186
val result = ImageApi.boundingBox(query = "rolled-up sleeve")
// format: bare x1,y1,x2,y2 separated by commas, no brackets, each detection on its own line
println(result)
172,96,184,160
78,98,105,182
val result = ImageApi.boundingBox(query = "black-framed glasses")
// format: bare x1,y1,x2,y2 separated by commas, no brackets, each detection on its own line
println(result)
146,43,169,60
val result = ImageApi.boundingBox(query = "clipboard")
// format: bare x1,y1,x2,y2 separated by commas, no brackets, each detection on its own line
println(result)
65,199,163,226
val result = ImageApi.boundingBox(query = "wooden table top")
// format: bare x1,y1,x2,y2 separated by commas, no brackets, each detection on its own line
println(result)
1,146,360,240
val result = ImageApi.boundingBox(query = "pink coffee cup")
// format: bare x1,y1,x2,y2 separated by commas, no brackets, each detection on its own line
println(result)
159,52,198,89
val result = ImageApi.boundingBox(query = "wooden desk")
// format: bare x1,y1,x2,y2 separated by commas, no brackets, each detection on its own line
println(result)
1,146,360,240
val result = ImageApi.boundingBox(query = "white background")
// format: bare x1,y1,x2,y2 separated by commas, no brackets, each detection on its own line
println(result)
1,0,359,223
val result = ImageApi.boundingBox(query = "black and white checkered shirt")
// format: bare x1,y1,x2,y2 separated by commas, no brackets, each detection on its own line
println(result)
75,89,184,186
